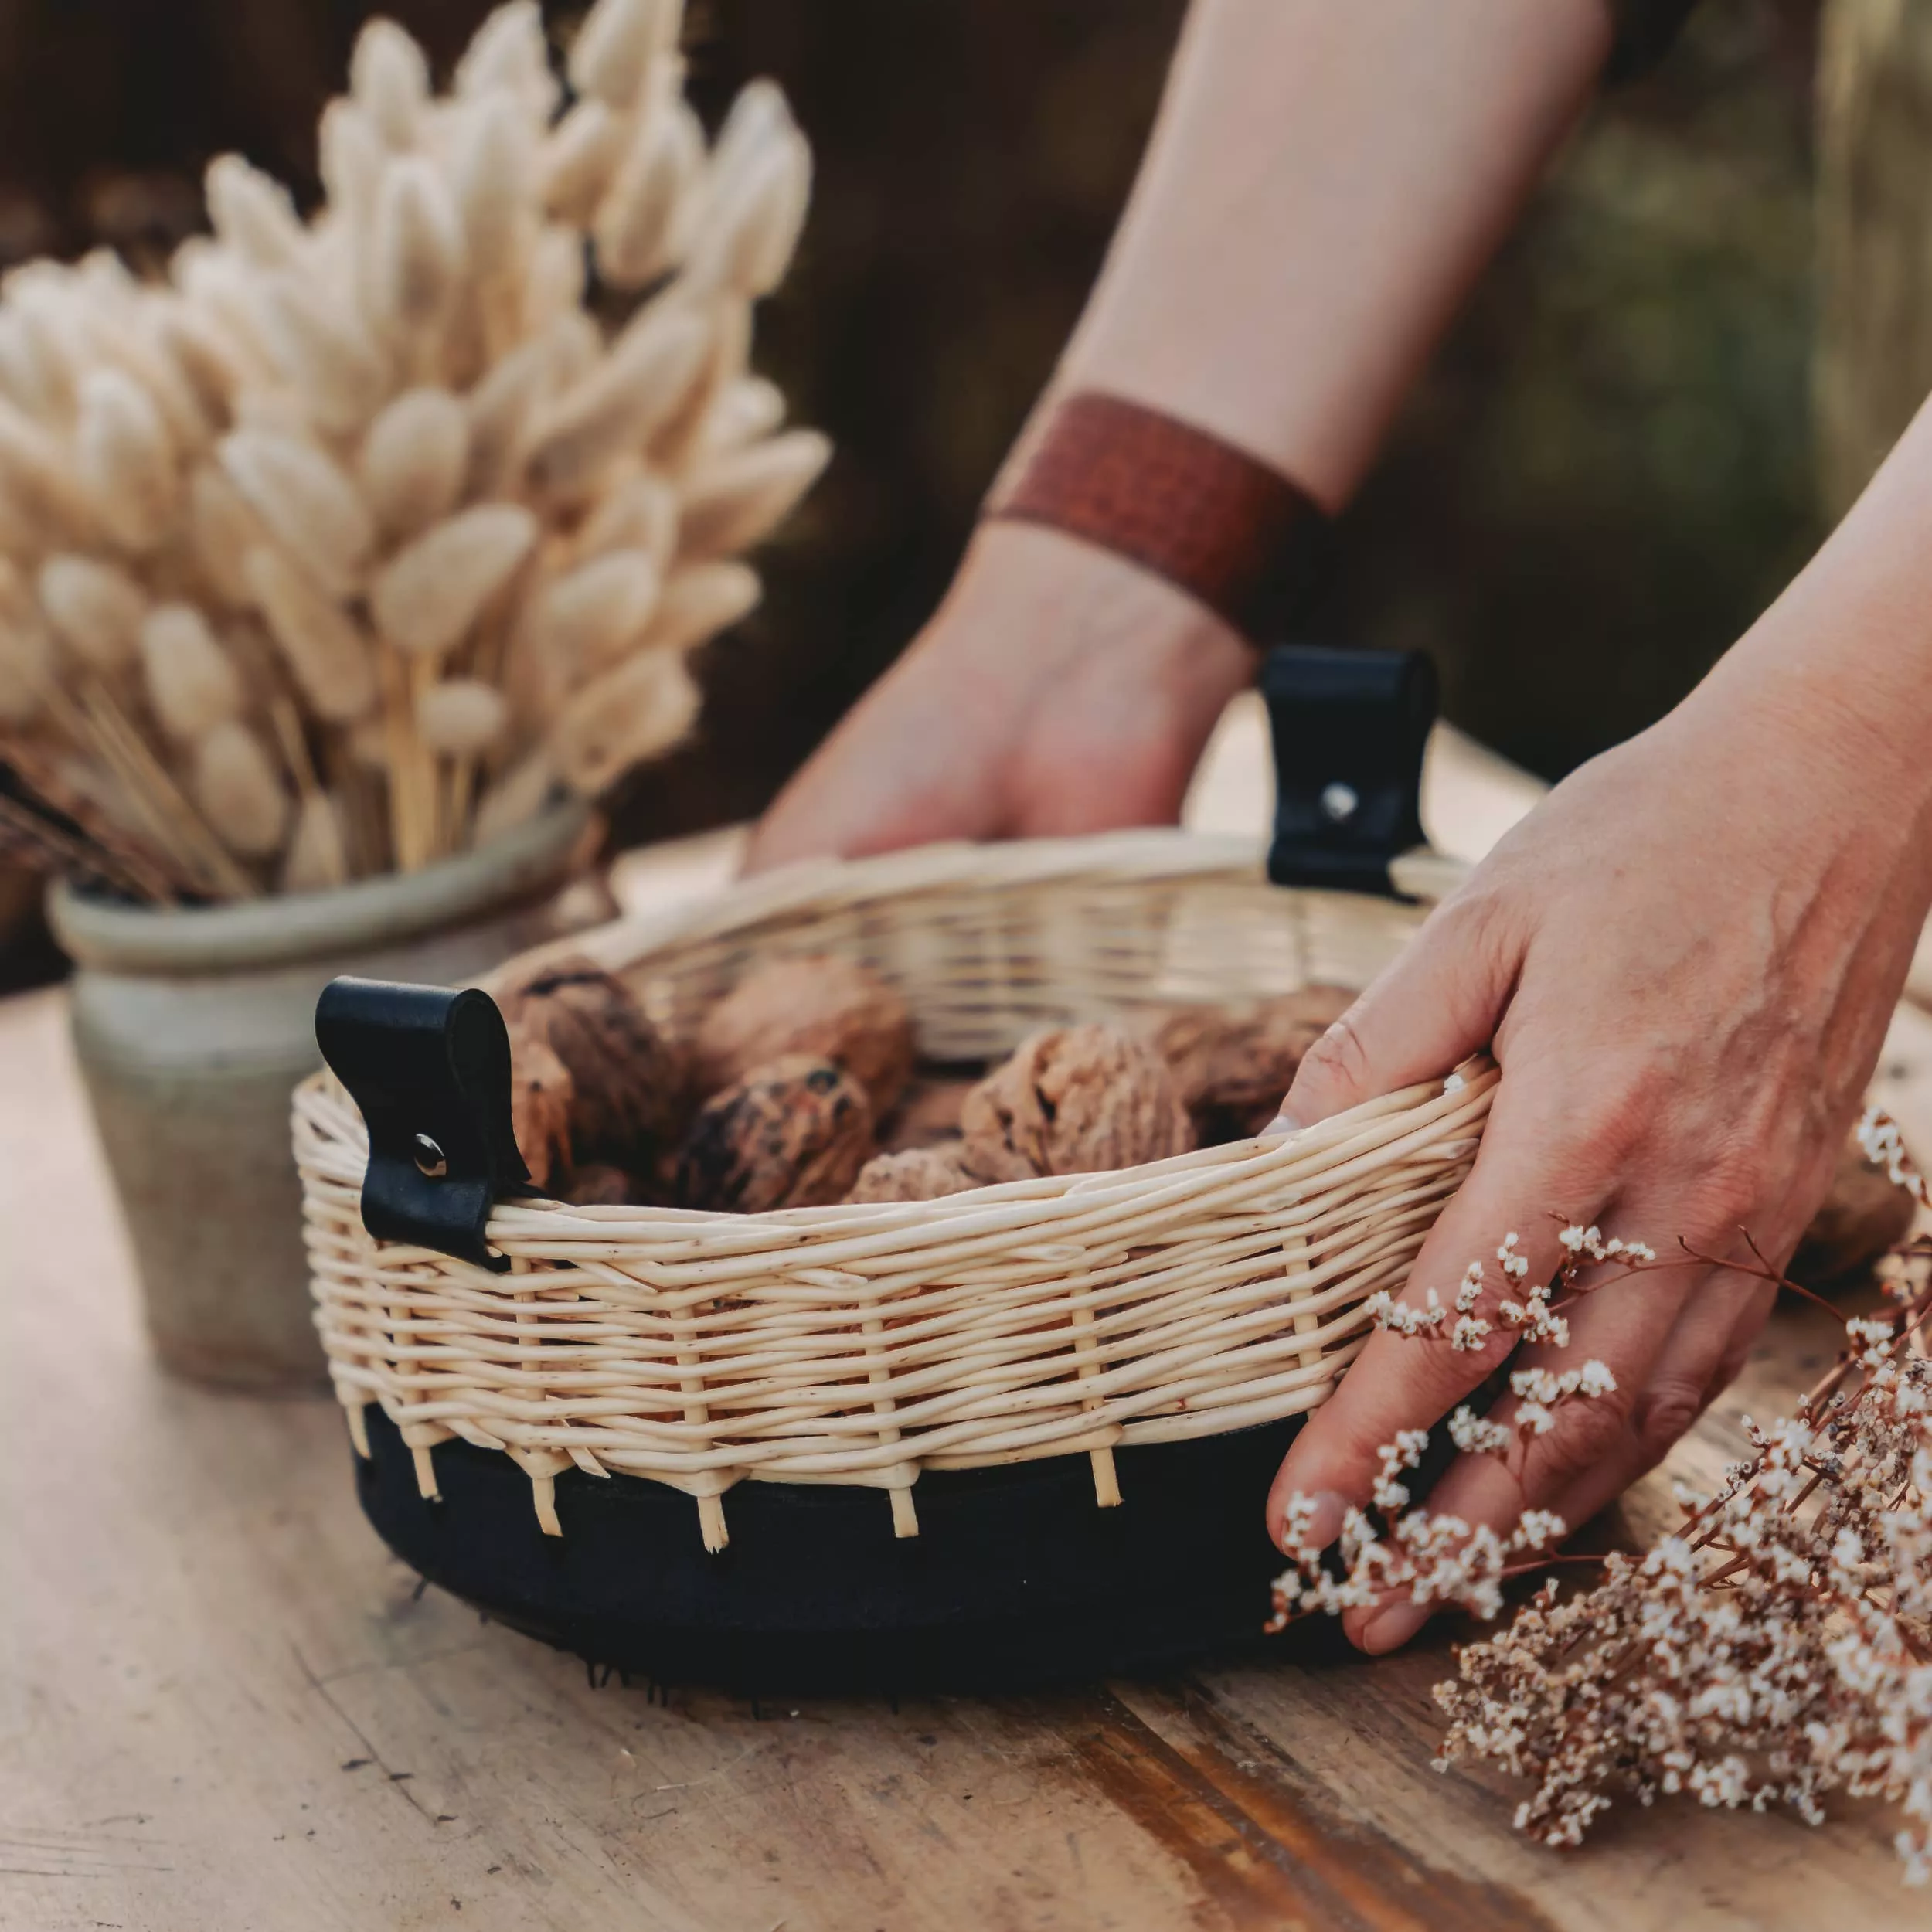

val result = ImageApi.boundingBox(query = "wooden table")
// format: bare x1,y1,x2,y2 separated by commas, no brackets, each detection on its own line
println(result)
7,710,1929,1931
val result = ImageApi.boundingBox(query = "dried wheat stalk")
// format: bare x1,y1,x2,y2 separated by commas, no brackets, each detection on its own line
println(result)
0,0,826,902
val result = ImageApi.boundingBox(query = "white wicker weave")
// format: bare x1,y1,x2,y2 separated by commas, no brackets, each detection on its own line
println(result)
294,828,1492,1549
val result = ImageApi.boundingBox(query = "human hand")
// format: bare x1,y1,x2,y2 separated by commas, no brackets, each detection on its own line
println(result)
1264,669,1932,1653
744,521,1253,871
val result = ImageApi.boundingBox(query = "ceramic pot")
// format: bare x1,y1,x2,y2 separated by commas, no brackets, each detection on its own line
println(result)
48,801,600,1390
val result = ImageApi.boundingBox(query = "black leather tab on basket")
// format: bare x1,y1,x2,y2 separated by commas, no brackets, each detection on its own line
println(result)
315,977,532,1272
1262,645,1436,898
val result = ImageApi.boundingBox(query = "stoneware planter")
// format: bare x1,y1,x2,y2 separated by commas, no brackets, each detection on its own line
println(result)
49,800,598,1390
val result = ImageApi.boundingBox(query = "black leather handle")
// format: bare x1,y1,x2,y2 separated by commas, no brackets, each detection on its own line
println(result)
315,976,532,1270
1260,645,1436,898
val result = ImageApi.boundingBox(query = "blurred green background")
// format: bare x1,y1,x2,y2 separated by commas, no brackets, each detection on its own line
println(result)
0,0,1825,975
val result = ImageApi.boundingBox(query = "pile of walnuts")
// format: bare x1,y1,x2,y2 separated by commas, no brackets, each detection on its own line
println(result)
495,951,1355,1213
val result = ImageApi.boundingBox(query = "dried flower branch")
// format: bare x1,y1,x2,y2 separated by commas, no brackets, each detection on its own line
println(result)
0,0,827,903
1273,1109,1932,1882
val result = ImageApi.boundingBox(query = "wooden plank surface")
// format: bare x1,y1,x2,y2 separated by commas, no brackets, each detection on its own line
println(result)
4,720,1923,1930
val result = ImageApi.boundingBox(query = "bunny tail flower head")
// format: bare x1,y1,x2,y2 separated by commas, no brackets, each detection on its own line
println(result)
0,0,825,900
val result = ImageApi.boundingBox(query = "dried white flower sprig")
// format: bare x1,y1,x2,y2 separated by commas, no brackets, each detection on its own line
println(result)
1274,1111,1932,1882
0,0,826,901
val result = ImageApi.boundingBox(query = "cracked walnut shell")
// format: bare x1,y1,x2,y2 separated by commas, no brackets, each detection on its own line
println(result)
961,1024,1192,1182
507,1030,576,1190
675,1054,876,1213
1142,984,1355,1138
501,955,688,1168
846,1147,979,1204
693,955,915,1114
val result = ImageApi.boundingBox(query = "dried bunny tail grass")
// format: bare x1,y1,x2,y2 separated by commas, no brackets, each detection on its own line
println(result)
462,329,558,502
38,553,147,672
699,375,786,457
640,558,759,655
359,386,468,542
542,100,625,226
675,428,828,560
73,366,179,552
0,305,73,421
549,643,698,794
0,0,824,889
569,0,682,109
709,75,795,185
520,226,590,337
573,466,678,568
0,600,53,724
454,89,537,293
150,300,256,431
253,277,390,436
370,156,466,348
417,675,508,756
350,17,431,151
204,156,304,271
455,1,559,118
186,463,268,609
520,301,710,499
683,118,811,301
140,604,243,740
244,546,378,723
192,717,290,858
0,399,97,546
171,244,278,383
281,786,351,893
370,502,537,657
593,92,704,290
318,97,386,224
219,429,373,597
530,547,660,679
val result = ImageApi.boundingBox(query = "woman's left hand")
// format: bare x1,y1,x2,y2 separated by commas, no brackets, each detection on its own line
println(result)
1264,653,1932,1653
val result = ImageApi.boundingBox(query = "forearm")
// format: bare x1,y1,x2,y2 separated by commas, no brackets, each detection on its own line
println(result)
1049,0,1611,508
1691,390,1932,860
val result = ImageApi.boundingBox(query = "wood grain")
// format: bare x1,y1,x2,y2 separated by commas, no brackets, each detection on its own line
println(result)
7,730,1930,1929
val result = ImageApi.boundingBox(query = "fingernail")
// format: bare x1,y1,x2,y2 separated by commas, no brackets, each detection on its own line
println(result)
1359,1598,1431,1655
1267,1108,1304,1135
1282,1488,1347,1556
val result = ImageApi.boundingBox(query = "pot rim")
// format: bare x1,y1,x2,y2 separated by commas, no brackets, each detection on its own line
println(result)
49,798,593,975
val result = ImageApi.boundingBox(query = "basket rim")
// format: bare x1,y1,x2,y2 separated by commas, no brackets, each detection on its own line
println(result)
485,826,1467,995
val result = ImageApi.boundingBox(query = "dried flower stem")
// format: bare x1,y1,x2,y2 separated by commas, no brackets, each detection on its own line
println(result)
1274,1107,1932,1882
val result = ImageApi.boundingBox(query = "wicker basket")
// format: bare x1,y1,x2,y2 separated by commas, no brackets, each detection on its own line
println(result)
294,829,1491,1565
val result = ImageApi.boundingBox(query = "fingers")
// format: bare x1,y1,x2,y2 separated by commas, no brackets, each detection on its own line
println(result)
1342,1263,1776,1655
1277,886,1519,1129
1265,1069,1607,1553
1539,1274,1776,1537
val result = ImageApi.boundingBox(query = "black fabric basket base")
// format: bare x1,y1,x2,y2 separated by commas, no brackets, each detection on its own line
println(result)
355,1404,1306,1695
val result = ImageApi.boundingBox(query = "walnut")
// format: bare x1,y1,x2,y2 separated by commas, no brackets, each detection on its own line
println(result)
693,954,915,1114
1791,1134,1917,1288
1141,984,1355,1140
960,1024,1192,1183
507,1029,575,1189
675,1054,876,1213
846,1147,979,1204
879,1073,977,1152
564,1162,641,1207
500,954,688,1168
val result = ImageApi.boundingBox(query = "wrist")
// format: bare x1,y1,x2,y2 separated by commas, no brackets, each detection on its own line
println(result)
937,517,1253,702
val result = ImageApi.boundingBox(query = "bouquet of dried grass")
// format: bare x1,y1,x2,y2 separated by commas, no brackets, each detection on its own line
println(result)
1272,1109,1932,1883
0,0,825,903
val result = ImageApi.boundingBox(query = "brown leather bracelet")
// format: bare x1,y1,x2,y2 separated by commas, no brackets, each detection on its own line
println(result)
982,390,1332,651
